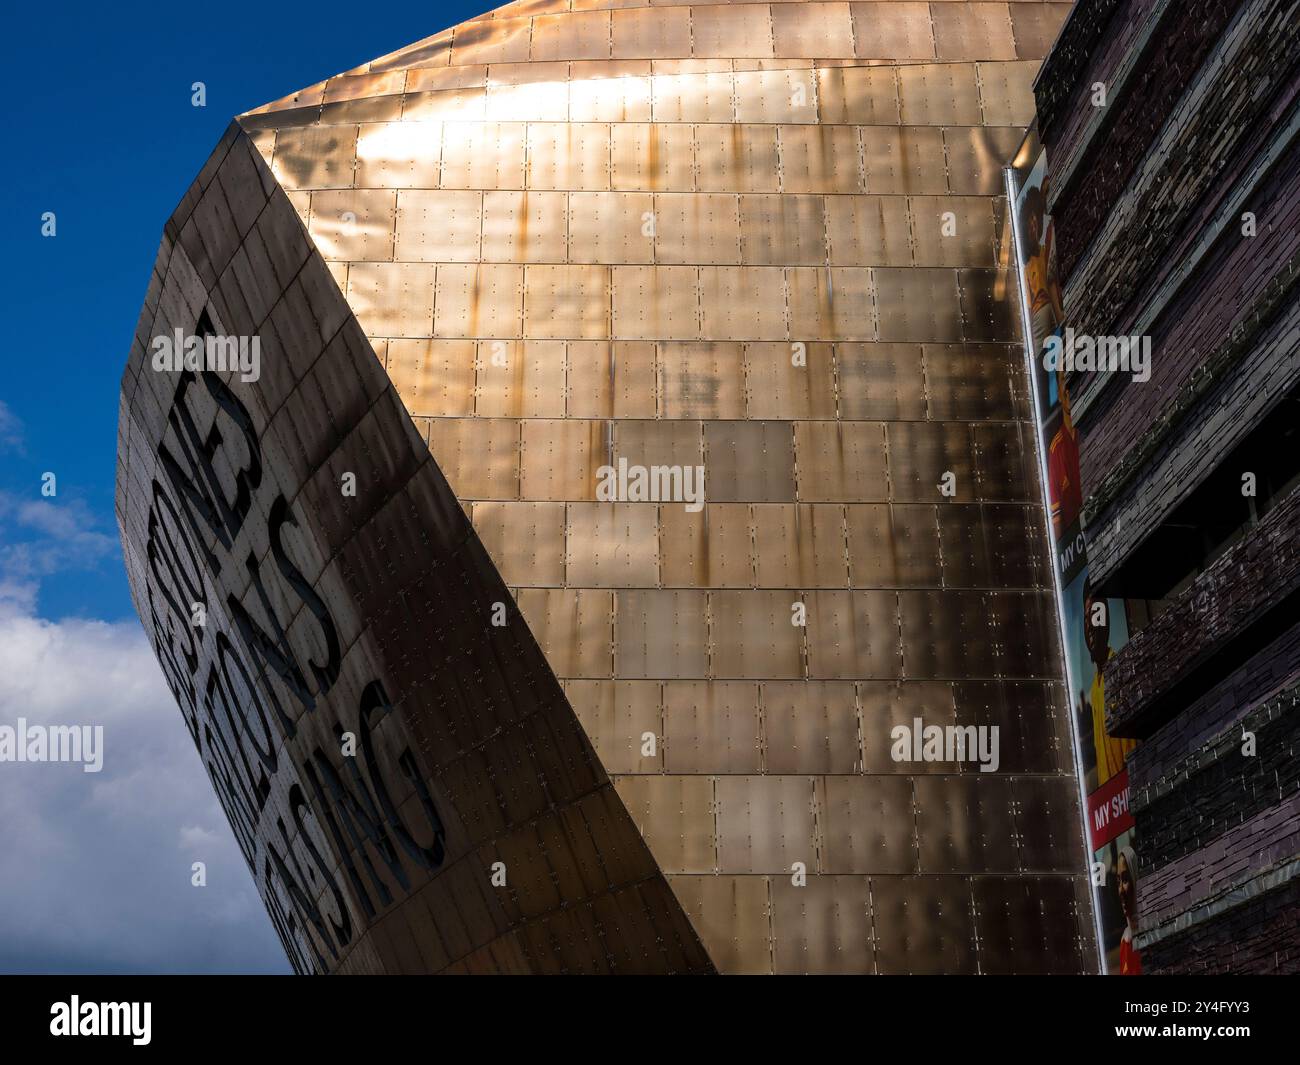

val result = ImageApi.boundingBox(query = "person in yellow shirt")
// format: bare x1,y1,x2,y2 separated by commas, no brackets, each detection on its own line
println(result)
1083,579,1136,786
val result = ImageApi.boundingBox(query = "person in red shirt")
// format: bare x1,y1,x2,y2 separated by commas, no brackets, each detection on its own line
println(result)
1048,371,1083,538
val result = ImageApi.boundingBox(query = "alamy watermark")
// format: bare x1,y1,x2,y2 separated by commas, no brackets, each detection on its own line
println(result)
50,997,151,1045
151,327,261,383
0,719,103,773
1043,327,1151,383
596,457,705,512
890,718,1000,773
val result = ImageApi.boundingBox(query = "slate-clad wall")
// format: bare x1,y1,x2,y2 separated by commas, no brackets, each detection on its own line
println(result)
1034,0,1300,973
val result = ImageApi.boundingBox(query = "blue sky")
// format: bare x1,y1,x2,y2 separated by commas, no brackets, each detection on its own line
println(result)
0,0,479,974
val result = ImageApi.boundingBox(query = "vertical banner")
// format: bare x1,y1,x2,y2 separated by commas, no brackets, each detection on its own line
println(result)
1007,137,1142,975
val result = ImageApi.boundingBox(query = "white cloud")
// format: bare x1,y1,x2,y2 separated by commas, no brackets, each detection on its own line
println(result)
0,400,22,453
0,494,117,616
0,601,289,974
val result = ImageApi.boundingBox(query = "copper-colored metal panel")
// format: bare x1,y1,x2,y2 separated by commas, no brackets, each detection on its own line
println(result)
931,1,1017,62
568,190,655,264
874,267,963,342
658,503,755,588
434,262,524,338
529,10,612,63
985,590,1054,678
472,500,567,585
716,776,816,874
898,63,982,126
1013,777,1085,871
663,680,762,772
440,121,527,189
762,680,860,774
308,188,395,261
787,266,875,341
655,192,742,265
850,2,937,61
367,29,454,74
972,421,1032,501
871,876,977,973
668,875,772,974
402,88,487,121
569,72,652,122
983,503,1048,589
858,680,958,773
710,590,806,679
817,66,900,126
805,590,903,679
1010,2,1074,61
449,15,532,65
977,59,1039,126
346,260,436,336
565,501,659,586
743,341,838,420
835,342,927,419
692,6,776,59
524,263,610,339
793,421,888,503
771,2,855,59
613,417,702,468
887,421,976,502
705,420,796,502
613,776,715,873
897,589,997,678
567,340,659,418
271,124,359,190
915,196,993,270
945,125,1026,195
819,775,917,872
825,195,912,267
657,341,745,418
695,124,781,193
481,189,568,263
734,70,819,125
387,338,477,417
651,71,735,123
427,416,520,499
846,503,942,588
976,876,1089,975
485,76,570,122
740,194,827,266
936,503,994,588
612,264,702,340
610,7,692,60
516,587,614,678
475,338,567,417
915,776,1018,872
564,679,663,775
355,120,442,189
615,589,709,678
395,189,483,262
610,122,695,191
779,125,864,193
520,418,604,500
772,874,873,974
699,266,786,341
320,93,405,126
526,122,611,191
957,266,1017,341
752,503,848,588
862,127,948,195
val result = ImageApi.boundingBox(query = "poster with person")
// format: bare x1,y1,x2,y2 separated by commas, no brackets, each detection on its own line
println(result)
1010,138,1142,973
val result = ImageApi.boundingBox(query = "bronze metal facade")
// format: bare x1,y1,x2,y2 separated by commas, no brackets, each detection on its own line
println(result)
118,0,1096,973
